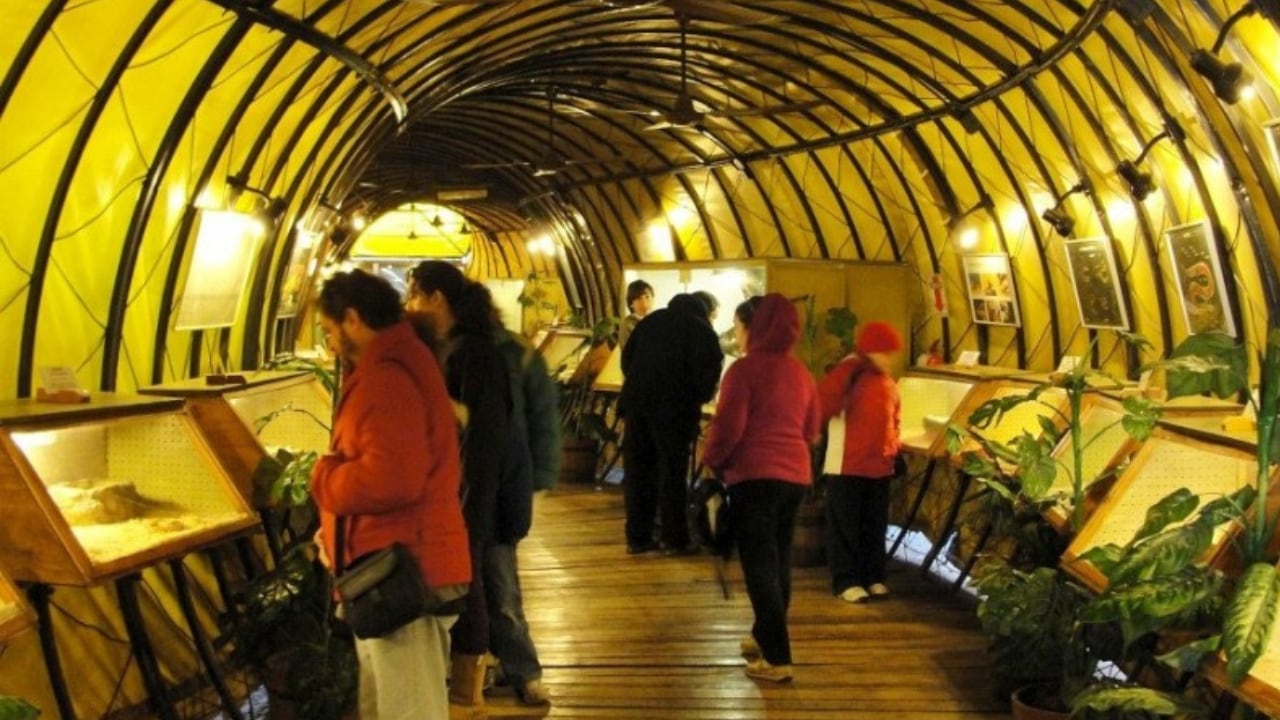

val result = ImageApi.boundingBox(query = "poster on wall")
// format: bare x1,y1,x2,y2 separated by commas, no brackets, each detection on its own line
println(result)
1063,237,1130,330
1164,220,1237,338
961,254,1021,327
174,210,261,330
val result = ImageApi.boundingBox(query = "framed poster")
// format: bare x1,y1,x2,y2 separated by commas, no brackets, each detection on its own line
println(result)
1164,220,1237,337
1063,237,1130,330
175,210,262,330
962,254,1021,327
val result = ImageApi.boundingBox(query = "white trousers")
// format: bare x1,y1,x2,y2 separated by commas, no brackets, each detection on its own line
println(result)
355,614,457,720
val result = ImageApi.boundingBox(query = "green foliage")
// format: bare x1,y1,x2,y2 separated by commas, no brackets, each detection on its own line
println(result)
0,696,39,720
1163,333,1248,400
792,294,857,377
1071,684,1203,719
1223,562,1280,685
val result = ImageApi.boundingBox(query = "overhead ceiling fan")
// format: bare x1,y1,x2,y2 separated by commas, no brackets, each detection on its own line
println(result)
461,89,623,177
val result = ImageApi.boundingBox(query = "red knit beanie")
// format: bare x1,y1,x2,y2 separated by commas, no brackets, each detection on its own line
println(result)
856,321,902,354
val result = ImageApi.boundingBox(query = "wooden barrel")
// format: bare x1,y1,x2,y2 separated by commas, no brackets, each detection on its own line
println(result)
560,437,599,484
791,499,826,567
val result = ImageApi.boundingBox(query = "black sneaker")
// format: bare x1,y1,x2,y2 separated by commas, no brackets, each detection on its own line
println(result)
627,541,658,555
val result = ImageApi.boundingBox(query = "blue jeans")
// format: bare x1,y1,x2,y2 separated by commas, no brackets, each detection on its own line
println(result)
729,479,805,666
483,542,542,684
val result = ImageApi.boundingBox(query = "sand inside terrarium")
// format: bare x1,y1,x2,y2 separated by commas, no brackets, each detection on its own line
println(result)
47,479,242,563
71,514,245,563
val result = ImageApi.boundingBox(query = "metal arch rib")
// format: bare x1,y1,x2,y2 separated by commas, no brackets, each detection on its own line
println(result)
208,0,408,123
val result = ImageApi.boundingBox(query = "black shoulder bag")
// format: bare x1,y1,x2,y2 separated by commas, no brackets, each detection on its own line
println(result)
332,517,469,639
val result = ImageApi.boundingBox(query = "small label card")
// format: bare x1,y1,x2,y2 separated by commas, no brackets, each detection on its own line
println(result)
955,350,981,367
1056,356,1081,373
37,366,90,403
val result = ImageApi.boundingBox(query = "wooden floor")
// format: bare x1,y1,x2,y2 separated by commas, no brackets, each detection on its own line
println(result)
507,484,1006,720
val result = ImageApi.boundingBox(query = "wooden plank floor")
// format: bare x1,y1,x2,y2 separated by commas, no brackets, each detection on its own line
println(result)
512,484,1007,720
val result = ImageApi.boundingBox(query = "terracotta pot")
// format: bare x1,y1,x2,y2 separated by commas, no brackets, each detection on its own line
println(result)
1011,685,1069,720
560,437,598,483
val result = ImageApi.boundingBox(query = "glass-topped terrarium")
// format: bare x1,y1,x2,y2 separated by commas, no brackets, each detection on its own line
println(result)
0,395,258,586
0,564,34,641
1062,429,1268,592
898,373,977,455
1042,395,1138,530
140,370,332,505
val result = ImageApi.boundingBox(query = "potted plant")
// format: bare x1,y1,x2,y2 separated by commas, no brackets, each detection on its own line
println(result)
0,695,39,720
955,328,1280,718
215,354,358,720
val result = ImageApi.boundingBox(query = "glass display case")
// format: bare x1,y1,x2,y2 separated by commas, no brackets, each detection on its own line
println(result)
1062,429,1265,591
538,328,593,381
0,394,258,586
0,564,34,641
140,370,333,505
897,372,977,455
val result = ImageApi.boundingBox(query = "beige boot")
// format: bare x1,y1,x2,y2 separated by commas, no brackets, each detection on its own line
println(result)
449,653,488,719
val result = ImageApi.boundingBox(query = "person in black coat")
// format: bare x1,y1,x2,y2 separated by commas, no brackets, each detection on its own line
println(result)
619,293,724,555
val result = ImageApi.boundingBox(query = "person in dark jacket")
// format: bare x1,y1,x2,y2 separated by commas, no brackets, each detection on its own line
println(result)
701,293,821,683
619,292,723,555
485,327,559,705
406,261,511,717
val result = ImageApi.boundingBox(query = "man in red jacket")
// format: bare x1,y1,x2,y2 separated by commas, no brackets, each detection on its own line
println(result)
312,269,471,719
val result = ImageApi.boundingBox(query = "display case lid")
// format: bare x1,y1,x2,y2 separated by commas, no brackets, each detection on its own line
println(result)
0,393,183,427
1158,415,1257,453
139,370,311,398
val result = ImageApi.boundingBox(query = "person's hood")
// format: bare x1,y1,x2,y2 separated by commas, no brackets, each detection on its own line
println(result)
747,293,799,354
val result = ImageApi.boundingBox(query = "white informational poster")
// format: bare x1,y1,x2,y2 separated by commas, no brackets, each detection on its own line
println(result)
175,210,262,330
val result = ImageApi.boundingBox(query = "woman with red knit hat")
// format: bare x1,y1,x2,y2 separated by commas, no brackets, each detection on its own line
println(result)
817,320,903,604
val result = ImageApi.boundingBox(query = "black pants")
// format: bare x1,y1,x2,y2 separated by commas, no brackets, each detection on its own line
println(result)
730,480,805,666
622,409,697,549
825,475,891,594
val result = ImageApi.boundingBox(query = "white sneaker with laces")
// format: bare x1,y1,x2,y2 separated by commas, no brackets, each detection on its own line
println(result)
868,582,890,598
839,586,870,603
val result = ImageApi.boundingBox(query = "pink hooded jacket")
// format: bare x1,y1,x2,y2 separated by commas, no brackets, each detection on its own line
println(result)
701,293,822,486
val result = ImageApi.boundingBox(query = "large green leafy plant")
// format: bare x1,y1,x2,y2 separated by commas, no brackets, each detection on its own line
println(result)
216,354,357,720
0,696,39,720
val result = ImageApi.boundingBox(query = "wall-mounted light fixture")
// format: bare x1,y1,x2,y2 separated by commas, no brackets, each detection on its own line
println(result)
1040,182,1089,237
226,174,287,235
1116,122,1181,201
949,194,993,249
1190,2,1257,104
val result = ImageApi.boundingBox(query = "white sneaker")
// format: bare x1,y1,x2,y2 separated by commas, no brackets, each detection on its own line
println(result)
868,583,890,598
839,586,869,603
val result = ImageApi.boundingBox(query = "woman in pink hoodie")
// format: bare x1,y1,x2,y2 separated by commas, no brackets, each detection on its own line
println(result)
701,293,822,683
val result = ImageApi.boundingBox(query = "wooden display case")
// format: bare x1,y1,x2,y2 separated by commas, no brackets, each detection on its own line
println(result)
0,394,258,586
1062,428,1266,591
946,377,1069,459
1205,564,1280,716
0,565,35,641
898,372,978,456
140,371,332,505
537,327,592,381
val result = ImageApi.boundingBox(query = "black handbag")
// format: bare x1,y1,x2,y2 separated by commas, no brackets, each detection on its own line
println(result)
333,518,469,639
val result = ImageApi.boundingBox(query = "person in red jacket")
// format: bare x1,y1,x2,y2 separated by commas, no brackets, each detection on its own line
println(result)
702,293,822,683
817,320,903,604
311,269,471,720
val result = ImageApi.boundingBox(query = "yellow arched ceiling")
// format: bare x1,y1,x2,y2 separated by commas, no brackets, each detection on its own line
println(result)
1,0,1278,397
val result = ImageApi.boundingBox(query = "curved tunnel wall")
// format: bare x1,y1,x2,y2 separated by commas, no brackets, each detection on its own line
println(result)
0,0,1278,405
